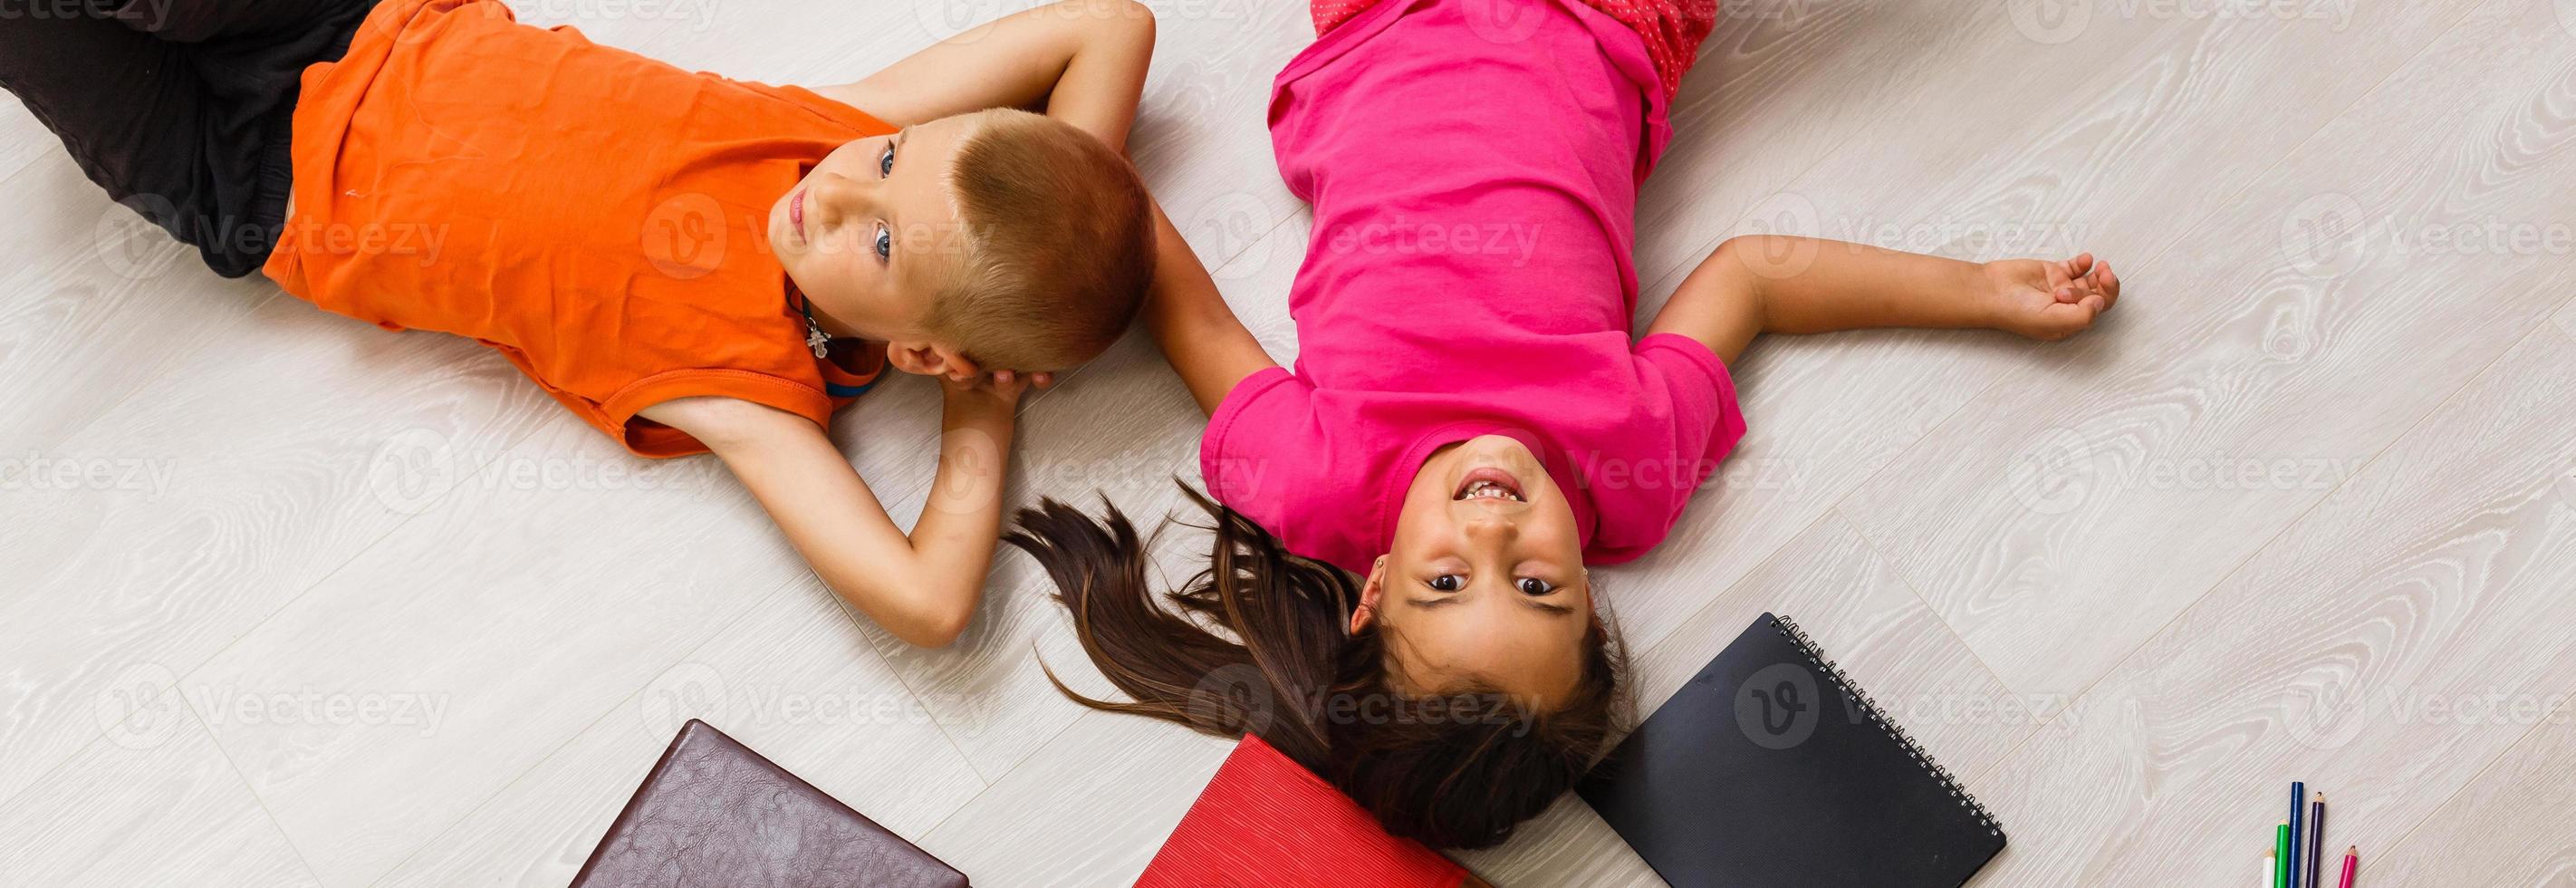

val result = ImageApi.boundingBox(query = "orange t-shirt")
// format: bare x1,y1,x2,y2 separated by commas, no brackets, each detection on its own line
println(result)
264,0,887,457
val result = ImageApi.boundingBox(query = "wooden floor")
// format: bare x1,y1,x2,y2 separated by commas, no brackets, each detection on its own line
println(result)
4,0,2572,884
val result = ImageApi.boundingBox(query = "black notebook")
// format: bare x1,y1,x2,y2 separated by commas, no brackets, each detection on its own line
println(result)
1576,613,2004,888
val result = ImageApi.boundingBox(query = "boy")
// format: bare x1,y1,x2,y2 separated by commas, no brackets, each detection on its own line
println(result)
0,0,1164,646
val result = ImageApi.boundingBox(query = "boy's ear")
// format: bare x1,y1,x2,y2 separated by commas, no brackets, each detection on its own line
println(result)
887,341,982,381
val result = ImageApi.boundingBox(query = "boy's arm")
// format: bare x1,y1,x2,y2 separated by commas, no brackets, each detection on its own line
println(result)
637,381,1029,648
815,0,1155,150
1647,235,2120,364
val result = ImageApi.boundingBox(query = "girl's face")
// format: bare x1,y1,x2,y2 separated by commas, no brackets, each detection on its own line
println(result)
1358,435,1593,709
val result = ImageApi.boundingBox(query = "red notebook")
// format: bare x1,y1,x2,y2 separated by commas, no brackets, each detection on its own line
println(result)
1138,734,1470,888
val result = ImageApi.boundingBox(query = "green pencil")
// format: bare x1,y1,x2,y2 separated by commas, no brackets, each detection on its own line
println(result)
2275,822,2292,888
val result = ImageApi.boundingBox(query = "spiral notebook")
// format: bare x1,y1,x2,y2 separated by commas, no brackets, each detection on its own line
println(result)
1576,613,2004,888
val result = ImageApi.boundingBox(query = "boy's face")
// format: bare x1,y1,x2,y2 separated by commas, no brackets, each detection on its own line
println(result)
767,118,976,371
1358,435,1594,709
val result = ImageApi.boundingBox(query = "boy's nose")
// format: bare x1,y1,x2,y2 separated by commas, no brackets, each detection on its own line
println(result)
808,173,871,226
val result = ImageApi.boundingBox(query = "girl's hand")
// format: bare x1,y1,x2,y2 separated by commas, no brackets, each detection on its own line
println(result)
1982,252,2120,341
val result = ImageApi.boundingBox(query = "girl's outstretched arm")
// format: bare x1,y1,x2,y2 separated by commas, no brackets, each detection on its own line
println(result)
1143,199,1277,416
814,0,1156,150
1647,236,2121,364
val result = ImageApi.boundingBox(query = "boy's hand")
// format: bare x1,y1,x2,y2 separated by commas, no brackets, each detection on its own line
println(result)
940,368,1053,414
1981,252,2120,342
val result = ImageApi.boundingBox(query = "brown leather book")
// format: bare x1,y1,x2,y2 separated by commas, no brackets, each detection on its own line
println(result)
572,719,969,888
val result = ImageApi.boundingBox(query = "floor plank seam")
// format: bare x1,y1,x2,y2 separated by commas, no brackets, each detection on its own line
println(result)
186,691,333,887
912,709,1105,843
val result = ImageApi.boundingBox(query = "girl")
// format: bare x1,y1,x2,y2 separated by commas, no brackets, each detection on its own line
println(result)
1011,0,2120,850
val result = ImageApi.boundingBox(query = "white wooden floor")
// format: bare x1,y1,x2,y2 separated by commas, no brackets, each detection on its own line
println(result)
4,0,2573,884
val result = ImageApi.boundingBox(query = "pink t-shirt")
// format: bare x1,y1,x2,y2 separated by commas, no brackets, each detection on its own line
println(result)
1201,0,1746,574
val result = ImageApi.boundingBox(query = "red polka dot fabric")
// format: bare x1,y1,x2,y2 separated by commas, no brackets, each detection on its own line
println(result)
1310,0,1716,99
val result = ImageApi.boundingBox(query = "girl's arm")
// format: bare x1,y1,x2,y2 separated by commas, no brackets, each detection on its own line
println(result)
815,0,1155,150
1647,236,2120,363
1145,200,1277,416
636,379,1032,648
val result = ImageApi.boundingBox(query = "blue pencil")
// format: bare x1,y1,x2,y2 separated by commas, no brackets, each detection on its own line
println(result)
2288,782,2306,888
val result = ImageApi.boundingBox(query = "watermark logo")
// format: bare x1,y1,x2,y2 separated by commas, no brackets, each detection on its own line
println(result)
2276,681,2366,751
2281,191,2371,277
1187,189,1283,283
94,661,184,750
1735,191,1825,279
638,661,730,738
368,429,461,516
1189,662,1279,736
643,192,727,280
2005,426,2100,516
91,195,191,281
912,0,1013,41
2007,0,2091,43
1461,0,1546,43
1735,661,1821,749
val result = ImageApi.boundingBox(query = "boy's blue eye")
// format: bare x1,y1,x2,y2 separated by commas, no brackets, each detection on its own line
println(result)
874,225,891,260
879,145,895,177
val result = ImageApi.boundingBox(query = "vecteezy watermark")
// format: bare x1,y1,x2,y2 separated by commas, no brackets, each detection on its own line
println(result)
0,450,178,501
2283,192,2574,277
1317,219,1543,267
1187,663,1545,736
1187,190,1290,283
187,686,452,738
912,0,1214,44
1571,453,1812,501
2007,0,2355,44
634,661,996,740
2279,684,2573,751
2004,427,2363,516
504,0,716,29
95,661,186,750
365,429,719,516
1735,664,2077,750
1735,662,1822,749
91,661,451,747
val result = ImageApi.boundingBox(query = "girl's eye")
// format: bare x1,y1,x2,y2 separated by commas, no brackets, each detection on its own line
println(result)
873,224,891,260
1515,577,1556,596
1428,574,1463,593
879,145,895,177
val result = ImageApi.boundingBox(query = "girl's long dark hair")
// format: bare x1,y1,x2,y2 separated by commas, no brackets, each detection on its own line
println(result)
1004,484,1627,850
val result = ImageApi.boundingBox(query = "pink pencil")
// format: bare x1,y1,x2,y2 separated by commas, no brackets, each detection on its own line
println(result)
2336,845,2357,888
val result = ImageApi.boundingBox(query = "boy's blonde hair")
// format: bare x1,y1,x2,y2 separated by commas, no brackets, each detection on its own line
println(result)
930,108,1155,372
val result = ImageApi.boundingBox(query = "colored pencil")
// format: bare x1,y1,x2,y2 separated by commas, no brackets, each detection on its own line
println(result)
2337,845,2358,888
2275,822,2292,888
2265,845,2280,888
2288,782,2306,888
2304,794,2326,888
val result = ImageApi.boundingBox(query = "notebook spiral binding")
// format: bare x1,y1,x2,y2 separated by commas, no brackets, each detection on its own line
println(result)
1771,614,2003,838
